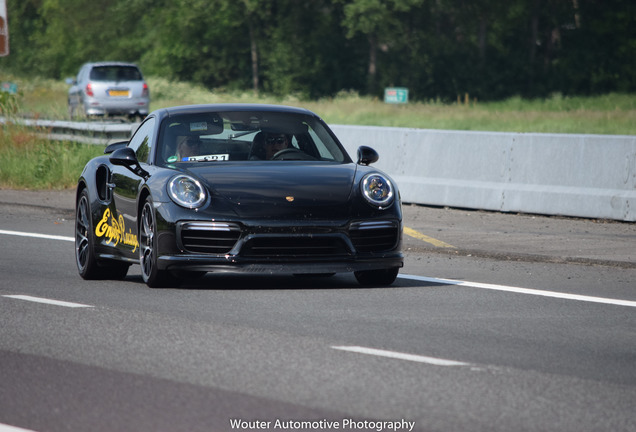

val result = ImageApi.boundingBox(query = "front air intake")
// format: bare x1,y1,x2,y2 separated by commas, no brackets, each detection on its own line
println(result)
179,222,241,254
349,221,399,252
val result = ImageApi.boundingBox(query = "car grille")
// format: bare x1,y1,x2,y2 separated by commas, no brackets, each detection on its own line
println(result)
178,220,399,256
240,236,350,257
179,222,241,254
349,221,400,252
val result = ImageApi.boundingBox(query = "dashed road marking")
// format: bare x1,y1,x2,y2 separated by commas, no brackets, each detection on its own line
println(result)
2,295,93,308
332,345,468,366
0,424,38,432
0,229,73,242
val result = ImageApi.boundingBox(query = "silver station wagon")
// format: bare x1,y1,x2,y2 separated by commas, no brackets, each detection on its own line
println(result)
68,61,150,120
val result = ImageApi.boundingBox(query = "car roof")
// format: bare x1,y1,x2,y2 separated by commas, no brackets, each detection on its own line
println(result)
152,103,318,121
83,61,141,68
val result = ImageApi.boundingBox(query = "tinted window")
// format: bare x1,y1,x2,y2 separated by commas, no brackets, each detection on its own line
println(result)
90,66,143,82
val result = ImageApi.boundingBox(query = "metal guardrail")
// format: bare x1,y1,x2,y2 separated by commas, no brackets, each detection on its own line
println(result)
0,117,138,145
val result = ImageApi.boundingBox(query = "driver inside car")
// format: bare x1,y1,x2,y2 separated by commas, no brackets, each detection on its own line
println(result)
264,132,291,159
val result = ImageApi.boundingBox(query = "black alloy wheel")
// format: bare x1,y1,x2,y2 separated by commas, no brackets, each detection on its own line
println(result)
140,198,176,287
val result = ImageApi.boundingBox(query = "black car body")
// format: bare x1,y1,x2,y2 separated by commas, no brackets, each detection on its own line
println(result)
75,104,403,287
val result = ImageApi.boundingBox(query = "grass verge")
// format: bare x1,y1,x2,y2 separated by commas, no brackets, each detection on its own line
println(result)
0,124,104,190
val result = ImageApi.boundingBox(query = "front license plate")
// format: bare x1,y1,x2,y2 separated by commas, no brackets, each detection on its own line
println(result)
108,90,130,97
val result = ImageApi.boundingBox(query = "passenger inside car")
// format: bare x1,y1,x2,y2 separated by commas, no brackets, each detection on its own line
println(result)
176,136,202,160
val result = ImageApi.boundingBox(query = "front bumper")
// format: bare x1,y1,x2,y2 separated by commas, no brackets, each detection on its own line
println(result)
84,97,150,116
157,253,404,275
155,218,403,274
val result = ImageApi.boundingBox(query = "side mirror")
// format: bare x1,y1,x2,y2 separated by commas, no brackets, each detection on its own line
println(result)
357,146,379,166
104,140,129,154
110,147,149,179
110,147,138,166
65,77,76,85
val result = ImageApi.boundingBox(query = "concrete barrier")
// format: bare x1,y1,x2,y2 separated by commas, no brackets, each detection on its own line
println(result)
332,125,636,222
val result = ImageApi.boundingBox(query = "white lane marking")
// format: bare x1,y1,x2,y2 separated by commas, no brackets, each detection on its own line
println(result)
399,274,636,308
2,295,93,308
3,228,634,308
0,229,74,242
0,423,38,432
332,345,468,366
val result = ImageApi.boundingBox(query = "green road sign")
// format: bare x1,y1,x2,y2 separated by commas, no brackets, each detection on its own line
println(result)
1,82,17,94
384,87,408,104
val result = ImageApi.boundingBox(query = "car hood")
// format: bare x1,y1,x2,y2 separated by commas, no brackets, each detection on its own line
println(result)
184,163,358,219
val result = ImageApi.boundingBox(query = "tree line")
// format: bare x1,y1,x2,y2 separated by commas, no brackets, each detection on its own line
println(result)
2,0,634,101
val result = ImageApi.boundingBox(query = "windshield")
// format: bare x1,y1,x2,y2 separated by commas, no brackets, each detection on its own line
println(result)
157,110,348,165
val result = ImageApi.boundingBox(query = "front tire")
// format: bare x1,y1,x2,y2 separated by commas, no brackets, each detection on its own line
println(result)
354,267,399,287
140,198,177,288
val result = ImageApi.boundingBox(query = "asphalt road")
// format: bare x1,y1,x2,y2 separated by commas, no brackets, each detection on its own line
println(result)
1,189,635,432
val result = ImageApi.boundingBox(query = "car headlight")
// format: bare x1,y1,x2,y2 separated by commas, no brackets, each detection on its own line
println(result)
361,173,394,209
168,175,206,208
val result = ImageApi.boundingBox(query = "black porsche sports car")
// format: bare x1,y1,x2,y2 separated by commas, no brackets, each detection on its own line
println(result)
75,104,403,287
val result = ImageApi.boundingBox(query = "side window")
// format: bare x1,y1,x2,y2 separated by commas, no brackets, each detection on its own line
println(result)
128,117,155,163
